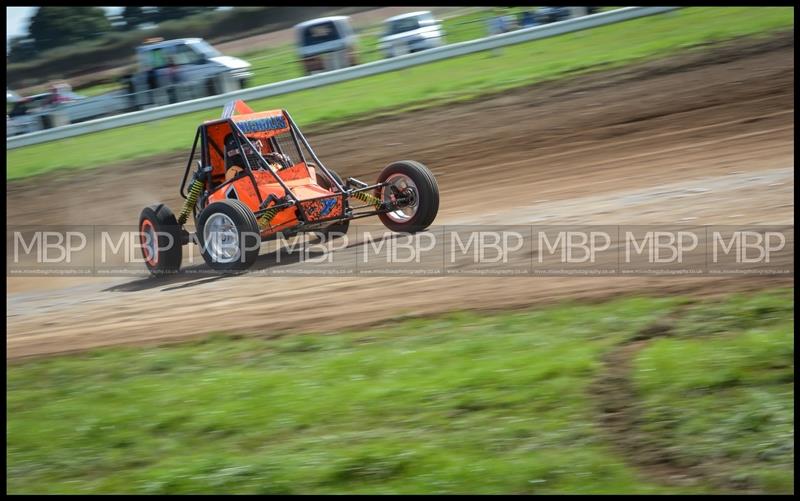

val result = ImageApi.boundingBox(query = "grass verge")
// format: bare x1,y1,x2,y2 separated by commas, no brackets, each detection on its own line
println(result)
7,288,793,494
6,7,794,181
632,289,794,493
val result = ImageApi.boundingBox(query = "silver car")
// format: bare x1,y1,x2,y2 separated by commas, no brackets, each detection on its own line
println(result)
379,11,445,58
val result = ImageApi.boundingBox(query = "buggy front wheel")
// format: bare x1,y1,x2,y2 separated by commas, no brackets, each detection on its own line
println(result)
377,160,439,233
196,199,261,272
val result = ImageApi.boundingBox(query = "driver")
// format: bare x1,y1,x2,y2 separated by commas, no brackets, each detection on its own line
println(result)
224,134,293,182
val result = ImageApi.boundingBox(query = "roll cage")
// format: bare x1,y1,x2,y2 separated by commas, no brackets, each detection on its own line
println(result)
179,105,395,231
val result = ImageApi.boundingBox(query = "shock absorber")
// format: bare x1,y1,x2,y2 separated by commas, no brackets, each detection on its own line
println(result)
178,177,204,225
352,190,382,208
257,194,284,230
258,206,280,229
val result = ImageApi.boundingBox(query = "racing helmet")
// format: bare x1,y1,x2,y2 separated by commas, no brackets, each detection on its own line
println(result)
224,134,254,169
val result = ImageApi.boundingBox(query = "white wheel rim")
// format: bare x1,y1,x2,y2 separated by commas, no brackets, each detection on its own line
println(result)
203,213,240,263
382,173,419,223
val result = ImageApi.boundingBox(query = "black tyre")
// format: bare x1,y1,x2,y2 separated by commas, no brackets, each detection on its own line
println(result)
139,204,183,276
313,163,350,238
377,160,439,233
196,199,261,272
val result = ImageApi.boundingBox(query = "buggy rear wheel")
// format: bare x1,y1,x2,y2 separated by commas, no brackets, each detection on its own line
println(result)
139,204,183,276
196,199,261,272
377,160,439,233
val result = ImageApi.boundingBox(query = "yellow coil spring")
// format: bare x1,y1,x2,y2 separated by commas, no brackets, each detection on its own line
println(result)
178,179,204,225
258,207,280,229
352,190,382,208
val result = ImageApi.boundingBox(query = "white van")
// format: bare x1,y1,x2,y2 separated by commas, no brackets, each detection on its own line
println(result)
295,16,359,75
379,11,445,58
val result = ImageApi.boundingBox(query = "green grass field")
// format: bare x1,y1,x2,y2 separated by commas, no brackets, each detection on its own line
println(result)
632,293,795,492
7,288,793,494
6,7,793,181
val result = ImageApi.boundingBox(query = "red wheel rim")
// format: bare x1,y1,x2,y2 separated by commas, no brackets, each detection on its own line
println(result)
140,219,158,266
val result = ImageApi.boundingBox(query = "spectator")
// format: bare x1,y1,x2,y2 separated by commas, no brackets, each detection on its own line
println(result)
487,9,506,57
487,9,505,37
502,10,517,32
165,56,182,103
47,82,71,106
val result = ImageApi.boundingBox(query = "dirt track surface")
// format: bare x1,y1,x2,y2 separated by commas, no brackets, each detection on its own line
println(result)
6,33,794,360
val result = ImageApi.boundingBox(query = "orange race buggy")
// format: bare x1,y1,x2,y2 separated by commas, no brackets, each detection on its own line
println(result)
138,100,439,274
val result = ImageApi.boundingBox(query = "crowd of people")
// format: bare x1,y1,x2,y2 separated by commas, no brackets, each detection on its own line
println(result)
487,7,600,36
